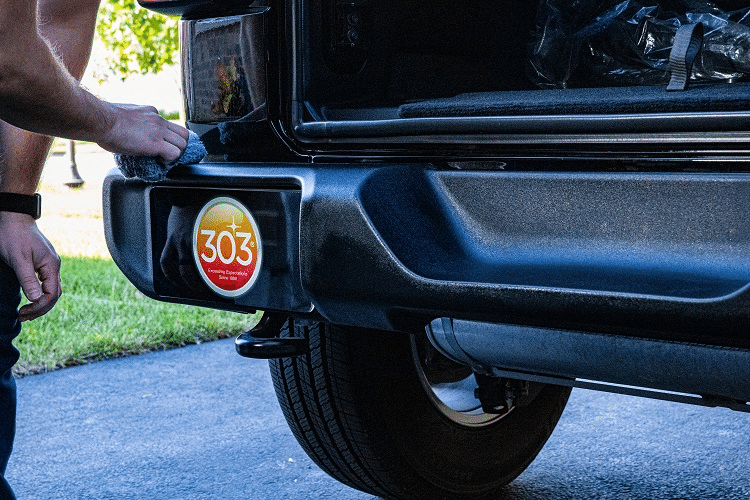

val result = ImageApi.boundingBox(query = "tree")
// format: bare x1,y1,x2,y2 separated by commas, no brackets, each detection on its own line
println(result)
95,0,179,81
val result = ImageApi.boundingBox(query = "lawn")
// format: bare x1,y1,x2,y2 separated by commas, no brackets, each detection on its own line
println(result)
14,256,259,377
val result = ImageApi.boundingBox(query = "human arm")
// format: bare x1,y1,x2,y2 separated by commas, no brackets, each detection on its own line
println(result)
0,0,189,162
0,0,102,196
0,0,100,320
0,127,61,321
0,0,188,320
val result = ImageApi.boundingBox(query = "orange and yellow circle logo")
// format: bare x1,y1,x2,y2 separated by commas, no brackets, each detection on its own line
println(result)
192,197,262,297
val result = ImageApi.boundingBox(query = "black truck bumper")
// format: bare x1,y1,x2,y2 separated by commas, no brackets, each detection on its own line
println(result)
104,163,750,346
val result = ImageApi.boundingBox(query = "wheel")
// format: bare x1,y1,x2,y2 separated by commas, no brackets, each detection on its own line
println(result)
269,321,571,500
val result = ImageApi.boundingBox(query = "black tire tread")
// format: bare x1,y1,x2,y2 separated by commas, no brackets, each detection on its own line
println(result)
269,321,571,500
270,322,390,496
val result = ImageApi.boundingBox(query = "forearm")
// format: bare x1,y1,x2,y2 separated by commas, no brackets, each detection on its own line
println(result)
0,0,101,195
0,128,52,194
0,0,186,324
0,0,114,145
0,40,113,144
0,0,189,169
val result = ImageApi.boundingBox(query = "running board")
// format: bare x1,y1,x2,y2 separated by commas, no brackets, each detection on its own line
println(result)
426,318,750,412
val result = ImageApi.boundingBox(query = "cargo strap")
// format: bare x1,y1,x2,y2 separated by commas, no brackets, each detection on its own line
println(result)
667,23,703,92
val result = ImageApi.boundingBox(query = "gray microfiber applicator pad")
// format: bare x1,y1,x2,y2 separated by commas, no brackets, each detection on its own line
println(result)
114,130,207,182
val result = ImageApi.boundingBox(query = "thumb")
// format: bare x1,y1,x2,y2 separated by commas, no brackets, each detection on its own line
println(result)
16,263,42,302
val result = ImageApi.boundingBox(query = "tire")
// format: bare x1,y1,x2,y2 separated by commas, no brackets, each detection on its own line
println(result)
269,321,571,500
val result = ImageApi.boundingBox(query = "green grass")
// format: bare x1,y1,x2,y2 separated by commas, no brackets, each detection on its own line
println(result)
159,110,181,120
14,256,259,377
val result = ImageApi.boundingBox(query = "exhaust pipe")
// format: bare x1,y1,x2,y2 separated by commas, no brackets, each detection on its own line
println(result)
426,317,750,410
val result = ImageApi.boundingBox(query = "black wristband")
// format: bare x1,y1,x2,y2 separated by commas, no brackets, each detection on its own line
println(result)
0,193,42,220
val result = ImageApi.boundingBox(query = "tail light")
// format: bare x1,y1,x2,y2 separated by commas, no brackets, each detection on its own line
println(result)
180,8,268,124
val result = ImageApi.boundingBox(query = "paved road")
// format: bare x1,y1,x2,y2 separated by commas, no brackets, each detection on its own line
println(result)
6,338,750,499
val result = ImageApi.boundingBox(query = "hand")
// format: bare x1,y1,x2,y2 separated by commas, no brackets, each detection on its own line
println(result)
0,212,62,321
96,104,191,165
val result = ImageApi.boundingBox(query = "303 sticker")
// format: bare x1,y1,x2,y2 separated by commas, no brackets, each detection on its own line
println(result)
192,197,262,297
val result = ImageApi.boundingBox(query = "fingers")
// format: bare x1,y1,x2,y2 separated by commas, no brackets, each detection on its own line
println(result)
159,141,184,165
162,128,188,162
167,120,190,141
19,284,62,322
99,103,192,160
16,260,43,303
158,122,192,164
0,213,62,322
19,295,59,322
18,243,62,322
165,127,188,150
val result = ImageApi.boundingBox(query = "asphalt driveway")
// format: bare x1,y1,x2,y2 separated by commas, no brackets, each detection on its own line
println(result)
6,337,750,499
6,338,374,500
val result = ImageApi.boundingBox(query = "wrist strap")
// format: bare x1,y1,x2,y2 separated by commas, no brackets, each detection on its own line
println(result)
0,193,42,219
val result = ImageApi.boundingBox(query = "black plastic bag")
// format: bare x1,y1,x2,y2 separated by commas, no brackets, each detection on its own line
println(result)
528,0,750,88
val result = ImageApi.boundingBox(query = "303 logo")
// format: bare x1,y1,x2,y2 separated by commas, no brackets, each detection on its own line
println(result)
192,197,262,297
199,228,255,266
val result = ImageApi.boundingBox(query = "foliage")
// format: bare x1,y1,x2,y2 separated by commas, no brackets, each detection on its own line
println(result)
95,0,179,80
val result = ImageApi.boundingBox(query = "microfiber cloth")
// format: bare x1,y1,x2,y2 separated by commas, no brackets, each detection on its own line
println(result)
114,130,207,182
